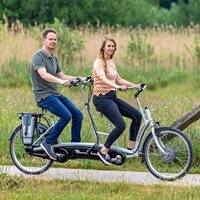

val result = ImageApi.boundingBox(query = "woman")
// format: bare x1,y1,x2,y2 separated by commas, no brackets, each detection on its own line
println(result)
92,36,142,165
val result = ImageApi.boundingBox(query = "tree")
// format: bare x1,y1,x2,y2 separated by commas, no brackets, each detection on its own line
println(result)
159,0,188,9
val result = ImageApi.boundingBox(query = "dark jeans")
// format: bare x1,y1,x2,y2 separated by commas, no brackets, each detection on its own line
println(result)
93,91,142,149
37,95,83,144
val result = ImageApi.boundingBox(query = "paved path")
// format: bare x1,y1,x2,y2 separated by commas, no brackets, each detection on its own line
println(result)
0,165,200,186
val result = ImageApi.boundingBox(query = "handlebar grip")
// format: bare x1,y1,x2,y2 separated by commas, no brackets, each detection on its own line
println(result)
70,77,81,86
140,83,146,89
135,83,146,98
86,76,94,83
70,76,94,87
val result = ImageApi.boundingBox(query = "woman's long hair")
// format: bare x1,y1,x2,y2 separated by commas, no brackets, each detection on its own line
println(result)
98,35,117,70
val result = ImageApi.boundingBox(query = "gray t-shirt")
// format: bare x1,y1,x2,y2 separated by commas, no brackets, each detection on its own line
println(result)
30,49,61,102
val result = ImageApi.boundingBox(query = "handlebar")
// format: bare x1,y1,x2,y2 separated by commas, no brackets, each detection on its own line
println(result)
120,83,146,98
134,83,146,98
70,76,93,87
70,77,81,86
70,77,145,98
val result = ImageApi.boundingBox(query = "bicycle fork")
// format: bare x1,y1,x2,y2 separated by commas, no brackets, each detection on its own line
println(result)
136,95,167,155
145,108,167,155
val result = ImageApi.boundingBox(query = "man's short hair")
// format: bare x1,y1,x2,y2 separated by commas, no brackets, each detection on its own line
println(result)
42,29,57,39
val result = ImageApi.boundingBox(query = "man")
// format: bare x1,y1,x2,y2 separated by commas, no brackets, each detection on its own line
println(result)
30,29,84,160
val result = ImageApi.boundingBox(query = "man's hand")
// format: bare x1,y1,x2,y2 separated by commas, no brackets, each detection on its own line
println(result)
60,79,71,87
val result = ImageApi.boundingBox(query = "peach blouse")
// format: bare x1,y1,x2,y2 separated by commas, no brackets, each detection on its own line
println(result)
92,58,118,96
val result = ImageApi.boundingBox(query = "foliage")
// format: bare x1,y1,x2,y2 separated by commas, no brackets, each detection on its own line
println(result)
117,65,189,90
1,174,200,200
192,66,200,88
30,18,84,66
0,24,199,87
0,57,30,87
46,18,84,65
125,32,154,68
0,0,200,27
194,36,200,62
1,84,200,172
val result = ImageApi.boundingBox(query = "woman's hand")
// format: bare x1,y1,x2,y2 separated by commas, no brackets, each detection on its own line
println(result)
119,85,128,91
136,84,142,89
128,84,141,89
79,76,87,83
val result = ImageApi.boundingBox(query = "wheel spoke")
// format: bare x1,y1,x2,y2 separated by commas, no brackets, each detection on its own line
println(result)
10,124,53,175
144,127,193,180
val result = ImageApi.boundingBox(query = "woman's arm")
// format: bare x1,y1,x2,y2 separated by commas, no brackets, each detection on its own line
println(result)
99,74,121,89
116,74,141,89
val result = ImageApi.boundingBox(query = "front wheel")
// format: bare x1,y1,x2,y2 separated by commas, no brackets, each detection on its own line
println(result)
143,126,193,181
9,123,53,175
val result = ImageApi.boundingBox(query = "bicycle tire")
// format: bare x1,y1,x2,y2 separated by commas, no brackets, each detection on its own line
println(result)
143,126,193,181
9,123,53,175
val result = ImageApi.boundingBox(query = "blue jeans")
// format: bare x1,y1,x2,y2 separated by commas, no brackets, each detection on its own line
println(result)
37,95,83,144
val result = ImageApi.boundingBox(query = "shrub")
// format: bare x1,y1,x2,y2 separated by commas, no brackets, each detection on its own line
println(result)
194,36,200,62
0,57,30,87
125,32,154,68
30,18,84,66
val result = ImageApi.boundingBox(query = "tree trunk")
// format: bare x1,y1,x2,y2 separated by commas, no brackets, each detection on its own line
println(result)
171,104,200,131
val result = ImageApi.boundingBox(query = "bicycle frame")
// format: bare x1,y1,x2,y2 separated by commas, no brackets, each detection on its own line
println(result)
135,95,167,155
80,82,167,158
10,77,193,179
31,80,167,158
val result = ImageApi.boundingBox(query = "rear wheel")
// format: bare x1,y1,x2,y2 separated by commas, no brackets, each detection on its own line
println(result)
143,127,193,181
9,123,53,175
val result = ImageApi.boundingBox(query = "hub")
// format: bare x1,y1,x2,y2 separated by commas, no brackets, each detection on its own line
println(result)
161,147,176,163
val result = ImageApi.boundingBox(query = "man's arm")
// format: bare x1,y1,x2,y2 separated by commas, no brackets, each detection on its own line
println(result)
57,71,76,82
37,68,70,86
57,71,86,83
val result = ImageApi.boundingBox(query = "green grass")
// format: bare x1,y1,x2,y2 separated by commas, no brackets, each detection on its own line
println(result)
0,174,199,200
0,82,200,173
1,62,199,89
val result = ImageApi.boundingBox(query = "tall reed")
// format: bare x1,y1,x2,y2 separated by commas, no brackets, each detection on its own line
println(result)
0,20,199,87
